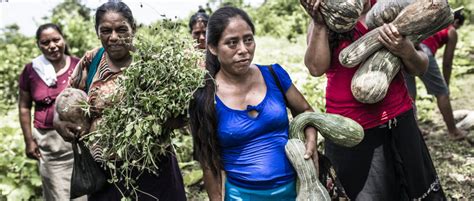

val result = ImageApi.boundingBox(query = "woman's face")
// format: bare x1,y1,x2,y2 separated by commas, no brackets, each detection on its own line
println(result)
97,11,134,61
37,27,66,62
191,20,207,50
209,17,255,76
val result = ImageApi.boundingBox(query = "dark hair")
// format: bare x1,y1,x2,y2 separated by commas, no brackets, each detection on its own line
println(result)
189,6,255,176
189,8,209,33
35,23,70,55
328,30,356,51
95,1,136,35
454,10,465,26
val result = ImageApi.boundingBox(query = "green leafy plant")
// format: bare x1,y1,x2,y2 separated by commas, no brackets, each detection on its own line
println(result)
0,110,42,200
0,26,39,111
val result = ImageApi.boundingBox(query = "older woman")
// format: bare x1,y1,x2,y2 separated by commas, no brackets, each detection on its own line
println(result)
18,23,82,200
53,1,186,200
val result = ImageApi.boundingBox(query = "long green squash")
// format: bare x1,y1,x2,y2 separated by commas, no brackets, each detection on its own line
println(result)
285,139,331,201
320,0,365,33
289,112,364,147
285,112,364,200
339,0,453,68
351,48,402,103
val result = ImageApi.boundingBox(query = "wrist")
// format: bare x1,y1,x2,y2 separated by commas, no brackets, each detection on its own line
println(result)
312,24,328,36
313,20,327,30
25,138,36,146
402,47,419,61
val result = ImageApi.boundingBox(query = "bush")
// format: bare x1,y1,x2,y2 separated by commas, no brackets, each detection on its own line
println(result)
0,110,42,200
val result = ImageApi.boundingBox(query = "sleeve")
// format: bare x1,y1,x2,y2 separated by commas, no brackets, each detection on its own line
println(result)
68,57,87,90
440,27,452,44
68,48,99,90
272,63,293,92
18,64,31,92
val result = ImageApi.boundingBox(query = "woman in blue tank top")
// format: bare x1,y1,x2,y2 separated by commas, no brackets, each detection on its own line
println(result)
189,6,319,201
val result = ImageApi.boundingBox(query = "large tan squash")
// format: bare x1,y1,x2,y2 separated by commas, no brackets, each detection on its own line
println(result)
365,0,415,30
319,0,365,33
339,0,454,68
351,48,402,103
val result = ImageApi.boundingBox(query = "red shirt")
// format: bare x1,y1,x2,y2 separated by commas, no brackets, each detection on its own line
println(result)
422,25,452,55
19,57,80,129
325,22,412,129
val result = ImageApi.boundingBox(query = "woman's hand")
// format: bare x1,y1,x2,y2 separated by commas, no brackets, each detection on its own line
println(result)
378,23,428,75
54,120,84,142
304,126,319,173
25,139,41,160
53,112,85,142
378,23,415,59
300,0,325,25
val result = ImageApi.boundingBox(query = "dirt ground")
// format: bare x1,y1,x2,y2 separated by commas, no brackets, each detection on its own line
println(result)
419,73,474,200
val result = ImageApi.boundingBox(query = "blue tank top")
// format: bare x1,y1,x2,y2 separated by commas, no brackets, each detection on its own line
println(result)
216,64,295,189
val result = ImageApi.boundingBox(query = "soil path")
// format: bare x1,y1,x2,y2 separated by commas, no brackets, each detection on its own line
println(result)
419,73,473,199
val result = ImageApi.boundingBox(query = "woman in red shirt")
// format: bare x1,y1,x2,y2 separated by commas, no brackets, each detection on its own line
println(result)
18,23,82,200
301,0,446,200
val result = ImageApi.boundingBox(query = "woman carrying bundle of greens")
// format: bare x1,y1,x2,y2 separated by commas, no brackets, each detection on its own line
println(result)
189,6,319,200
53,1,186,200
301,0,445,200
189,8,209,50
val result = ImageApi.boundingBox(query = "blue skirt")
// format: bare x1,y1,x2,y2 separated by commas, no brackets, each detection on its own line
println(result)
225,179,296,201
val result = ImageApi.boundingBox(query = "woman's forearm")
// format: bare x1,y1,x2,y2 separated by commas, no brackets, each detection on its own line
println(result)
304,21,331,77
18,89,33,143
203,168,223,201
402,48,428,76
19,107,33,143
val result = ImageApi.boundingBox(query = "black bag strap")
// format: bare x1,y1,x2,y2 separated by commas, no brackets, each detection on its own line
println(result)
85,47,105,93
268,64,288,105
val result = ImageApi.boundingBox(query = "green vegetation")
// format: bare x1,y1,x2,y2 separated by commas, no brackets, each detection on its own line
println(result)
88,22,206,195
0,111,42,200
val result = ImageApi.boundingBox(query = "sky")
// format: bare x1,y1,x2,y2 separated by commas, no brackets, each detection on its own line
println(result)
0,0,263,37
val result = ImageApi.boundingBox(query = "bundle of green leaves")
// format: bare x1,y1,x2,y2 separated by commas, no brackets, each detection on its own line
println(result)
84,20,206,194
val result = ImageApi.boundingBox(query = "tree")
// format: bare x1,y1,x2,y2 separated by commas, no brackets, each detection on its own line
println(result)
49,0,98,57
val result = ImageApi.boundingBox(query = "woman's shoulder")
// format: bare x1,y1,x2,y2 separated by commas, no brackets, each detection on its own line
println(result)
256,63,292,90
255,63,285,71
76,47,104,70
70,56,81,63
24,62,33,70
82,47,103,63
70,56,81,67
257,63,289,76
20,62,34,76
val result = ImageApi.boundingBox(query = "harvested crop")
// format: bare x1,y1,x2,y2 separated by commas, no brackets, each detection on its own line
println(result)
84,20,206,194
